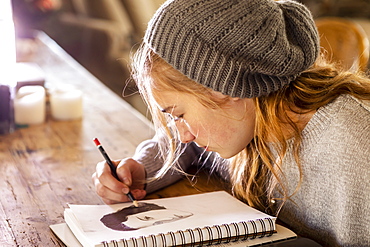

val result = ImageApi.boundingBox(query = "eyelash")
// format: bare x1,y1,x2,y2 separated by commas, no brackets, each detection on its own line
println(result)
163,112,185,122
173,114,184,121
137,216,154,221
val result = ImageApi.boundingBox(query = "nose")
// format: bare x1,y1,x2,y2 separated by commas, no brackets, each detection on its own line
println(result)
176,121,195,143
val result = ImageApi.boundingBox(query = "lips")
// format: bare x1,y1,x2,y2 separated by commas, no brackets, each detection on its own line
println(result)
194,142,212,152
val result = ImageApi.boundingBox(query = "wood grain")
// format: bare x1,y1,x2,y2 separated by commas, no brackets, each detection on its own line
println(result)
0,32,224,246
0,32,154,246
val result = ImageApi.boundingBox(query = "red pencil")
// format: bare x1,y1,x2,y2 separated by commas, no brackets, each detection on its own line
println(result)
93,138,138,207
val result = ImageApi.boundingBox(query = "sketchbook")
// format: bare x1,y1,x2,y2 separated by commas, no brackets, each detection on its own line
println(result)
50,191,297,247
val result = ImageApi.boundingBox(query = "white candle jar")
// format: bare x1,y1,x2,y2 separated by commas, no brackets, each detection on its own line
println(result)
50,86,83,121
14,85,46,125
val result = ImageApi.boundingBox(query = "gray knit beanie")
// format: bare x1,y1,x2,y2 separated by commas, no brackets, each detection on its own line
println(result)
144,0,320,98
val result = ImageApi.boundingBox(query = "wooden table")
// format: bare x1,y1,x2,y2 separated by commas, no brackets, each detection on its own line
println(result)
0,32,154,246
0,32,223,246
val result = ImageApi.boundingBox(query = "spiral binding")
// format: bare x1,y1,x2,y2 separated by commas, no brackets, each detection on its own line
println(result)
102,217,276,247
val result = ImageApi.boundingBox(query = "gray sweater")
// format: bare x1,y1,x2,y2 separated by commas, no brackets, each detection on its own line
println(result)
133,95,370,246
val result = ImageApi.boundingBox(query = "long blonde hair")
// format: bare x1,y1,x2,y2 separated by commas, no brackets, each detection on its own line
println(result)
132,43,370,213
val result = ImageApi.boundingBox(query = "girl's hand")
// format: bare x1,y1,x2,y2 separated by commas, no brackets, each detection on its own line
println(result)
92,158,147,204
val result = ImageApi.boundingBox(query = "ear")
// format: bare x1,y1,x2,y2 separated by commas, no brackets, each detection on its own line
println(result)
225,96,245,109
230,96,242,102
230,97,255,112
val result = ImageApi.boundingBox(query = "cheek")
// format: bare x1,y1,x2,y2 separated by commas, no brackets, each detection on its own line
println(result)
214,114,255,148
184,120,206,137
189,116,233,141
223,128,249,152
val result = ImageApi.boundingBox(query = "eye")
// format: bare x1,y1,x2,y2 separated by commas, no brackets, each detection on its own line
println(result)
164,113,184,122
173,114,184,122
137,216,155,221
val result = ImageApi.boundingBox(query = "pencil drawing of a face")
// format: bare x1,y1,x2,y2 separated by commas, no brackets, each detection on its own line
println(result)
100,202,193,231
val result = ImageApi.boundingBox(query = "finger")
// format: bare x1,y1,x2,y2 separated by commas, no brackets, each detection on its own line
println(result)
116,158,135,185
131,189,147,200
116,158,146,189
96,160,126,193
93,172,132,203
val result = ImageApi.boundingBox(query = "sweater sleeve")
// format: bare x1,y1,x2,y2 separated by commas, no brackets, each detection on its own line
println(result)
132,138,168,193
132,135,230,194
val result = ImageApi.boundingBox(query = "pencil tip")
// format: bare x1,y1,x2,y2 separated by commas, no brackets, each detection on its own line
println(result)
133,200,139,207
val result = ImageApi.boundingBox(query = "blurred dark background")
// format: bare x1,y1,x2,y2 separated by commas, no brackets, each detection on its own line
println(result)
11,0,370,118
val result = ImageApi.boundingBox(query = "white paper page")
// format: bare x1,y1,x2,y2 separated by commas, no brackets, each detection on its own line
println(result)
68,191,275,245
51,223,296,247
50,223,82,247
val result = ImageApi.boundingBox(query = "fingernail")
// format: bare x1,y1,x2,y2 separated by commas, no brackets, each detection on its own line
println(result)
122,188,129,194
122,177,130,185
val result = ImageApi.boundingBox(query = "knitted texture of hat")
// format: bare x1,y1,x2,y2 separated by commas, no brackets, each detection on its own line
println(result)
144,0,320,98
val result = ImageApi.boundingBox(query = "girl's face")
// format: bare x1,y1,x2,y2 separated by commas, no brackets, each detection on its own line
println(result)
156,90,256,159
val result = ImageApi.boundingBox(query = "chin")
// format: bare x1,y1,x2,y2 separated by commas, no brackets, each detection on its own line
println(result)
217,148,245,159
217,152,236,159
